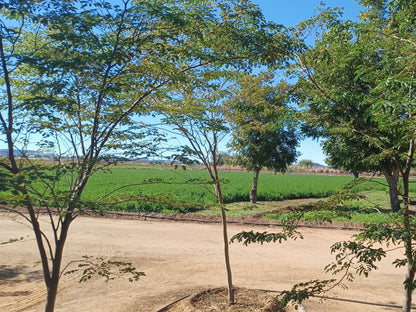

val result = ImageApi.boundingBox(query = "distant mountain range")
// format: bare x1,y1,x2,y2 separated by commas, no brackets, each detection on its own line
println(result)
0,150,168,162
0,149,54,158
311,162,327,169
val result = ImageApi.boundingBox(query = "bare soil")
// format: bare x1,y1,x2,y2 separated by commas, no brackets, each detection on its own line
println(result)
163,287,282,312
0,209,407,312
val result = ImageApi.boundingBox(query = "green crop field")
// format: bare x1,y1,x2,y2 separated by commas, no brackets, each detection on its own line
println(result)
2,164,414,218
83,168,348,203
79,166,399,212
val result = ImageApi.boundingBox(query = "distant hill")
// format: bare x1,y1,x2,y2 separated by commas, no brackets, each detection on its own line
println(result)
311,162,327,169
0,149,54,158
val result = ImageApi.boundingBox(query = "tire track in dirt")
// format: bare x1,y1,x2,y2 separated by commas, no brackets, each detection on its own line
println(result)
0,272,46,312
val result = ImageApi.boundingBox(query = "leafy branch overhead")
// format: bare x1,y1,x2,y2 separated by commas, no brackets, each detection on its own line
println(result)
277,279,336,309
325,241,386,280
230,229,302,246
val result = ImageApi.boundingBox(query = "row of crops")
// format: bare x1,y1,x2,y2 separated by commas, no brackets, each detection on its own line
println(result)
81,167,400,212
3,165,412,213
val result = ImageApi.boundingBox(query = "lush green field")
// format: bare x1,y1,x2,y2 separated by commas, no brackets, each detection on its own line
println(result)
81,167,396,212
84,168,345,202
2,164,413,219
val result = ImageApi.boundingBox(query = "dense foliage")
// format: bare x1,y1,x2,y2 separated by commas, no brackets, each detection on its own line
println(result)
226,72,299,203
277,1,416,310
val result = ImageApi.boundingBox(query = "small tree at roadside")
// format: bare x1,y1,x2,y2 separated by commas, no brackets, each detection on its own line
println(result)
157,72,236,304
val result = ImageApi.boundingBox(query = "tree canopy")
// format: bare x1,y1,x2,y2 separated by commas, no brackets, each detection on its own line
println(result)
227,72,299,203
290,1,416,310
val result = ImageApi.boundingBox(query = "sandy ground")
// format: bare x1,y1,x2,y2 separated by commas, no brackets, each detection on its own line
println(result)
0,213,408,312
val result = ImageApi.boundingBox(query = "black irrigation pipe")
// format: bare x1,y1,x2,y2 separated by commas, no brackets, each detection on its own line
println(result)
128,211,365,231
154,288,416,311
255,288,416,310
155,292,194,312
2,207,365,231
312,294,416,310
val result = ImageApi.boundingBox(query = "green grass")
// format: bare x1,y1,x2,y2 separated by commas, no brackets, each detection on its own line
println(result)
264,190,394,224
82,168,403,218
265,207,391,224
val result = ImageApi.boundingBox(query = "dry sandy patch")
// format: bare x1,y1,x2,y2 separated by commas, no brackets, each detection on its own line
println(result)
0,213,406,311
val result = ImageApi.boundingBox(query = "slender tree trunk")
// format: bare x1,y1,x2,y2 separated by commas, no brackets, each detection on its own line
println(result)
403,246,416,312
401,173,415,312
401,210,415,312
221,207,234,304
45,277,59,312
214,182,234,305
44,218,71,312
383,168,400,212
250,170,260,204
23,193,60,312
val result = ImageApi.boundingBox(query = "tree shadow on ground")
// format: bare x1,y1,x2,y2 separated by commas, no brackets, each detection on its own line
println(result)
0,264,42,284
0,265,43,297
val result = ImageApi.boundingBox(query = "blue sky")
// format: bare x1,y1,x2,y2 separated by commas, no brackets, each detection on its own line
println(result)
250,0,364,165
253,0,363,27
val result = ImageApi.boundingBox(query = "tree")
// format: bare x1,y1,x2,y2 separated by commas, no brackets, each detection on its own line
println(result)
157,71,236,304
152,2,291,303
0,0,286,310
217,152,235,167
292,4,407,212
289,1,416,310
297,159,313,169
227,72,299,203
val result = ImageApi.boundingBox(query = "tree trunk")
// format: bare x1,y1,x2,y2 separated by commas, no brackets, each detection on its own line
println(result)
221,207,234,304
42,214,72,312
250,170,260,204
402,255,416,312
45,278,59,312
383,168,400,212
214,182,234,305
402,200,415,312
400,167,414,312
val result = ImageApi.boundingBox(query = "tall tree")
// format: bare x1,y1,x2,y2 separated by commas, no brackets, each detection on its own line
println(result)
293,5,405,212
0,0,286,310
291,1,416,310
227,72,299,204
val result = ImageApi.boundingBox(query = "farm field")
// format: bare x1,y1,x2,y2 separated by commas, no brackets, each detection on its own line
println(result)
2,165,411,222
81,166,399,211
80,166,416,223
83,167,354,204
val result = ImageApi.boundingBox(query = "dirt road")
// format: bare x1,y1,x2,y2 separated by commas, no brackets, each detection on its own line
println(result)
0,213,407,311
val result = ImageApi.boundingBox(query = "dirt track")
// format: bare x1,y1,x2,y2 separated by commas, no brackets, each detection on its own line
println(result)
0,213,408,311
